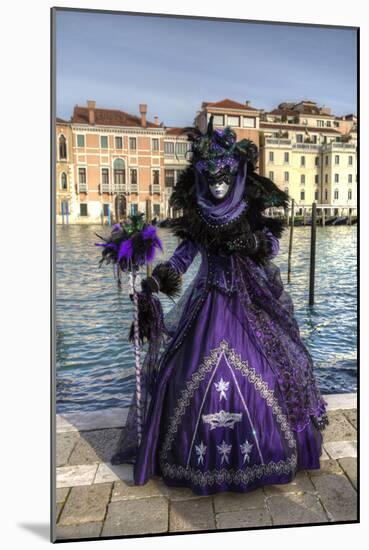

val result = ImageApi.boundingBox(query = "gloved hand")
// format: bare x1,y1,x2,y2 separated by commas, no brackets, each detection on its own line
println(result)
226,230,274,265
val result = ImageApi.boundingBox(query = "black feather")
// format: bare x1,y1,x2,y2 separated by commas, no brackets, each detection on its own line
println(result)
152,262,182,297
128,290,158,345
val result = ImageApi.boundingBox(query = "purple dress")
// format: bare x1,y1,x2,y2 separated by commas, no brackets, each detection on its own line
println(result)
131,233,326,496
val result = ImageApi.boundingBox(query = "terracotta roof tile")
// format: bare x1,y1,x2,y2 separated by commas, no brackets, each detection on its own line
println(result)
202,98,259,111
71,106,159,128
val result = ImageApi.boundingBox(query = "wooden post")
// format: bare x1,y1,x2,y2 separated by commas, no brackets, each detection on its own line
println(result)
146,199,153,277
287,199,295,284
322,208,325,227
309,202,317,305
303,208,307,226
348,208,352,225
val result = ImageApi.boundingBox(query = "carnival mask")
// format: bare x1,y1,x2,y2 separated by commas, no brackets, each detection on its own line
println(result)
208,180,230,200
203,164,234,200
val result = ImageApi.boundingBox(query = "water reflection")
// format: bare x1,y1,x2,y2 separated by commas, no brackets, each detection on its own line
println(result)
56,224,357,413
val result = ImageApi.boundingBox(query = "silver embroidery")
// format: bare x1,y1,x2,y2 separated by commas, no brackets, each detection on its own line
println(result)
202,410,242,430
158,339,297,486
240,440,253,464
195,441,207,465
161,455,298,487
217,440,232,464
214,377,229,401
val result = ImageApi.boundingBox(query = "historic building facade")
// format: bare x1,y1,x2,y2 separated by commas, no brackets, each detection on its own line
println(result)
258,101,357,216
56,99,357,224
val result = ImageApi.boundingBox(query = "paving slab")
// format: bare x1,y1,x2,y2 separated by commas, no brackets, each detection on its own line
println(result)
58,483,112,526
323,411,357,442
267,492,328,525
169,497,216,532
324,440,357,460
56,432,80,467
56,487,70,503
56,502,64,523
310,473,357,522
57,407,129,433
213,488,265,512
320,447,330,460
343,409,357,429
112,478,168,501
308,459,343,476
151,478,207,501
68,429,122,465
102,496,168,536
323,394,356,411
216,508,272,529
55,522,103,540
264,471,315,496
338,457,357,489
94,462,134,484
56,464,98,488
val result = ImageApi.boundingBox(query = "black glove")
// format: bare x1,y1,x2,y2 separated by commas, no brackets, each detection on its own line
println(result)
226,230,273,265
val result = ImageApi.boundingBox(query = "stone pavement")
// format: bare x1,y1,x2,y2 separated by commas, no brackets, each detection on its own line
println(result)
54,393,357,541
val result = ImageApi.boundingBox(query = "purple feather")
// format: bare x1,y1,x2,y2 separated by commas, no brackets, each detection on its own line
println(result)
142,224,156,240
142,224,163,252
118,238,133,261
95,242,118,249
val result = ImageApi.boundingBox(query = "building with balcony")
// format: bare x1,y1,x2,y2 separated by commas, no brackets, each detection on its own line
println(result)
259,100,357,216
194,98,261,151
55,98,357,223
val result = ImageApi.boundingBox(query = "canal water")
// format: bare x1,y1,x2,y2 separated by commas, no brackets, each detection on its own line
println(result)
56,224,357,414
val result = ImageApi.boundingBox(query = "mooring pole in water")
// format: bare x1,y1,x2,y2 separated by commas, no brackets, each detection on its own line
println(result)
348,208,352,226
146,199,153,278
309,202,317,306
108,205,111,226
61,201,65,225
287,199,295,284
66,202,69,225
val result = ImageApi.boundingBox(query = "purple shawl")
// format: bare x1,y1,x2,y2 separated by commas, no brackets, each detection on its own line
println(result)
194,160,247,225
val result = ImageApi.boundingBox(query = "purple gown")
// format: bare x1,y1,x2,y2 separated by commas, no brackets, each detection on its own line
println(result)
131,233,326,496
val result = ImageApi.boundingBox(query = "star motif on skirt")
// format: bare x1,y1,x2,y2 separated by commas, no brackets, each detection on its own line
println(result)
240,439,253,464
214,377,230,401
217,440,232,464
195,441,207,465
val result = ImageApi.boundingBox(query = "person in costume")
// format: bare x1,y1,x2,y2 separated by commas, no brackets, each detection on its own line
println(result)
108,116,328,496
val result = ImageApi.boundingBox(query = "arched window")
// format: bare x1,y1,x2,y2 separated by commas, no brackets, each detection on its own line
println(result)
59,134,67,160
61,172,67,190
334,189,339,200
314,189,319,200
113,158,126,185
348,189,352,200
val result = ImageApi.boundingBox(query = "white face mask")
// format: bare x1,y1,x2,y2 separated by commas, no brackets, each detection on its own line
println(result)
208,181,230,200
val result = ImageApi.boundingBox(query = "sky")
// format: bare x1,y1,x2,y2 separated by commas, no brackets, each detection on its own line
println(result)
55,10,357,127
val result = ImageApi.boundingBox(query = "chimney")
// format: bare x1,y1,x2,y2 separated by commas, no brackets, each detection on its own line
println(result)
139,103,147,128
245,100,250,107
154,115,159,126
87,100,96,125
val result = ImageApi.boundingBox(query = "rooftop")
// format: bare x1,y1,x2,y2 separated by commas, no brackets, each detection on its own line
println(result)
71,105,159,128
202,98,259,112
